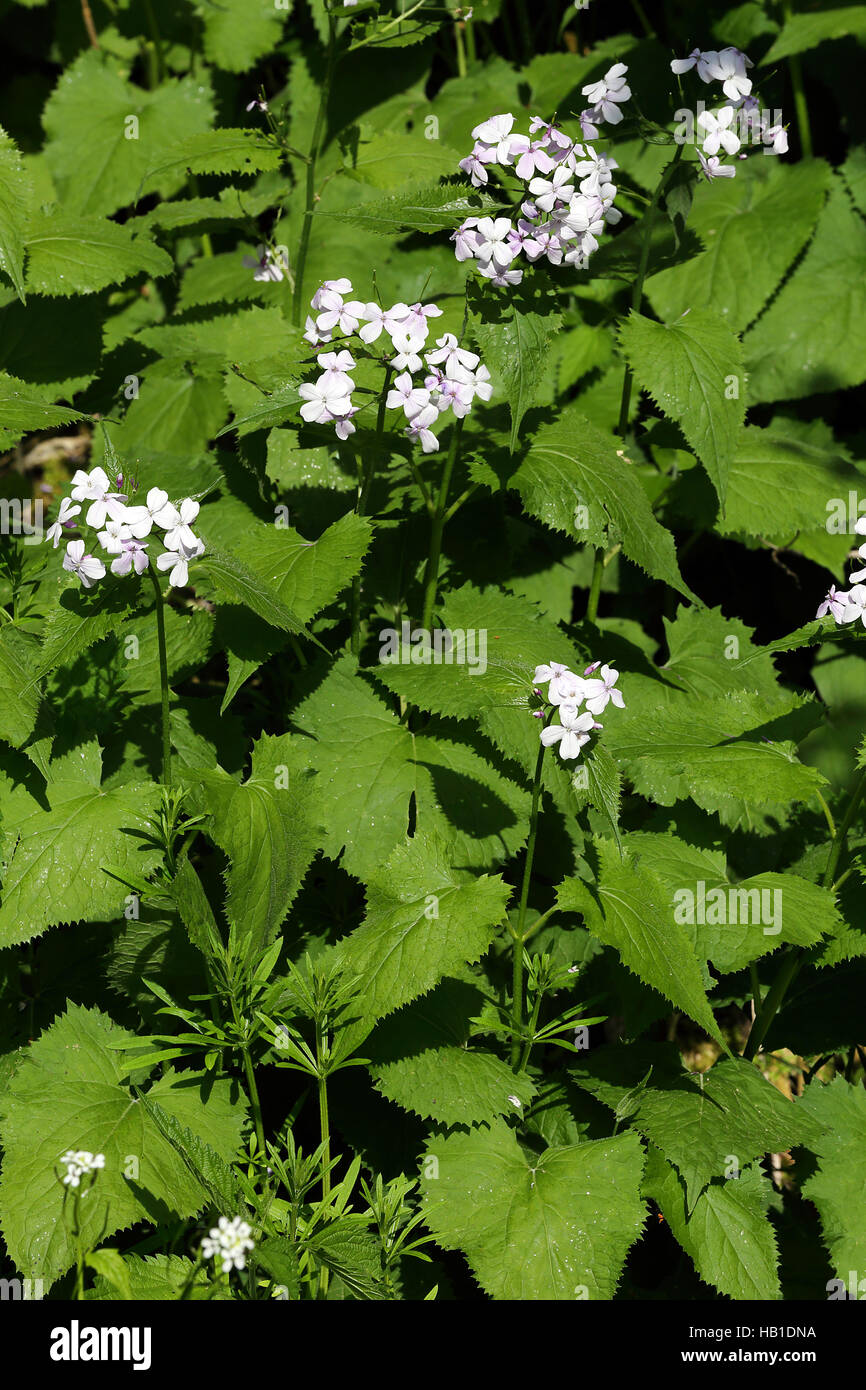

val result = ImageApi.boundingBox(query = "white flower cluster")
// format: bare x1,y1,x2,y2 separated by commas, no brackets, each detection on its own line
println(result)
201,1216,255,1275
300,279,492,452
46,466,205,590
59,1150,105,1188
817,517,866,629
671,46,787,180
453,83,626,284
533,660,624,762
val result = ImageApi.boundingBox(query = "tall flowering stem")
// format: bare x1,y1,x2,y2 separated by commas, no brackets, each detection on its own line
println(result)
147,561,173,788
782,0,813,157
351,367,393,655
291,10,338,326
420,418,464,631
510,725,549,1068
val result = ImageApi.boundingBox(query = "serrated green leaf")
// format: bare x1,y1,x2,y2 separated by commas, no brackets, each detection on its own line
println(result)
558,839,725,1046
293,653,531,879
42,52,214,217
643,1146,781,1301
0,1005,245,1285
373,1046,535,1126
0,126,30,301
475,307,561,453
744,182,866,402
420,1121,647,1300
23,214,172,296
799,1078,866,1284
571,1043,825,1208
646,159,832,334
473,408,696,598
336,832,509,1028
186,733,323,953
762,6,866,61
0,744,162,947
619,309,745,507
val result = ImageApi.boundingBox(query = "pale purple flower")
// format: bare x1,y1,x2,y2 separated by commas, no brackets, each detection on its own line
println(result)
529,166,575,213
581,664,624,715
508,136,556,181
403,302,443,341
111,540,149,577
358,301,410,344
452,219,482,261
311,279,353,313
303,315,331,347
97,517,133,555
541,704,596,761
387,372,431,420
70,466,127,528
816,586,847,622
470,113,516,162
473,216,520,271
46,496,81,547
698,107,741,157
698,152,737,181
425,332,479,378
840,584,866,628
317,349,355,376
390,330,426,374
703,47,753,102
121,487,169,540
154,497,201,551
62,539,106,589
242,244,286,282
298,373,353,424
581,63,631,124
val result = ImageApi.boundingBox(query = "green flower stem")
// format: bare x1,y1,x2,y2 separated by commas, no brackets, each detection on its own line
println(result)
745,764,866,1060
743,948,802,1061
511,728,548,1068
517,982,543,1074
617,143,684,440
782,0,813,158
315,1019,331,1299
147,562,172,788
465,15,477,64
586,546,605,622
822,764,866,890
454,20,467,77
241,1044,267,1159
351,367,392,655
291,12,337,326
420,418,464,631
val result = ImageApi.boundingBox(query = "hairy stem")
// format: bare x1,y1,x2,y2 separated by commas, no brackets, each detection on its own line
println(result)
782,1,813,157
420,419,464,631
291,13,337,326
586,546,605,621
511,733,547,1068
351,367,393,655
822,765,866,890
315,1019,331,1298
241,1045,266,1159
148,563,172,788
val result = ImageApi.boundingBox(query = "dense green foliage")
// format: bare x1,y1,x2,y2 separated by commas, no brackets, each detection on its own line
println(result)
0,0,865,1303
